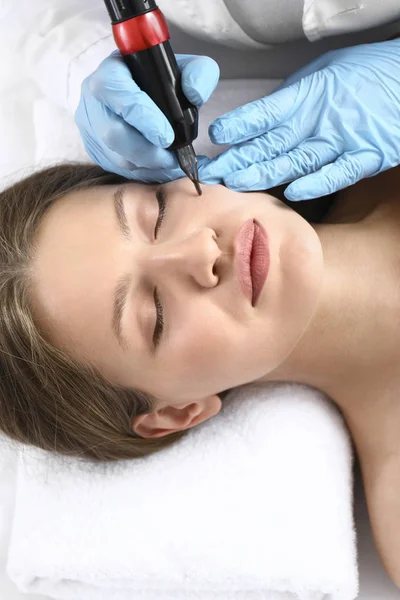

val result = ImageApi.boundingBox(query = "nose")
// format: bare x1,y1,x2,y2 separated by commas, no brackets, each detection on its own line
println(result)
144,228,220,288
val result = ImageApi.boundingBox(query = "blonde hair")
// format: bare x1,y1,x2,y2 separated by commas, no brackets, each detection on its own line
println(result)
0,163,187,462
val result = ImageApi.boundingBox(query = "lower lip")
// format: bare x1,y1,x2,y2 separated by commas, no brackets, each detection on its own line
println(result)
235,219,270,306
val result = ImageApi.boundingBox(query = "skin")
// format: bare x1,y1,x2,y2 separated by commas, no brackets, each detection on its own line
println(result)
31,167,400,586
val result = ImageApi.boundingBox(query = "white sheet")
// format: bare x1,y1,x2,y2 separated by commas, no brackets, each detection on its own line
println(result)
0,77,38,190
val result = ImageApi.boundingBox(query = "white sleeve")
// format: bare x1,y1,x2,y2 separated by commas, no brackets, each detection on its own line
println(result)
303,0,400,41
1,0,115,113
156,0,270,49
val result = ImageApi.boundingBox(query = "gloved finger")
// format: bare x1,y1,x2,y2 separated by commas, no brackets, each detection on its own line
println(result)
177,55,220,106
284,150,382,200
101,109,180,170
199,125,302,182
86,149,182,183
121,165,187,183
208,84,300,146
130,155,211,183
80,129,178,181
74,109,139,180
222,138,339,192
83,142,144,180
87,53,175,148
89,151,210,184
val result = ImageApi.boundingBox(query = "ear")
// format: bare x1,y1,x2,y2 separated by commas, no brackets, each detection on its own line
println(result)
131,395,222,439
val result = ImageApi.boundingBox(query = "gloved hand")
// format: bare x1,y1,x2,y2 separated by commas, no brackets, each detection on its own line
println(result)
75,50,220,182
199,39,400,200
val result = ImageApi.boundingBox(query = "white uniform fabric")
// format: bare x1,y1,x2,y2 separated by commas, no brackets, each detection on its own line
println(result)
303,0,400,41
157,0,305,48
225,0,305,44
157,0,400,47
157,0,271,50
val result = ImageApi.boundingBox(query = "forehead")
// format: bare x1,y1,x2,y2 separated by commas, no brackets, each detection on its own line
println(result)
29,184,128,356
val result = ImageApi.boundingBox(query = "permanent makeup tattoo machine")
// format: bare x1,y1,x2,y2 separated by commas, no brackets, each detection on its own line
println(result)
103,0,202,195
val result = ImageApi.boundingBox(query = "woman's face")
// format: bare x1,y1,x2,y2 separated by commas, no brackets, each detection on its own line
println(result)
31,178,323,435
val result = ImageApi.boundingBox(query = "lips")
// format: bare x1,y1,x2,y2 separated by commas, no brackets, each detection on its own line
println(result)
235,218,270,306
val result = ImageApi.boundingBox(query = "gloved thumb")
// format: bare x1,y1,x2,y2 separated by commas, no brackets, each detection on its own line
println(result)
177,55,220,107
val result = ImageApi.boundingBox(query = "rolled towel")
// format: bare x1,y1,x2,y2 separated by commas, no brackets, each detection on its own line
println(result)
7,382,358,600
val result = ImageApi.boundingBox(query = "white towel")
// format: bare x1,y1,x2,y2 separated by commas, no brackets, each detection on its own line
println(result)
7,382,358,600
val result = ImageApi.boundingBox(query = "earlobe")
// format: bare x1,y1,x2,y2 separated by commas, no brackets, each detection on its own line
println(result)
131,395,222,439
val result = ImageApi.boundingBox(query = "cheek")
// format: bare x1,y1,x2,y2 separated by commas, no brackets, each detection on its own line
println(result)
178,310,230,358
162,305,238,393
161,303,261,396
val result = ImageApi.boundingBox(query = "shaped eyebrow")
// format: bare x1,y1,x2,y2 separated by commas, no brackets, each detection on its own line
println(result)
112,186,132,350
113,185,131,240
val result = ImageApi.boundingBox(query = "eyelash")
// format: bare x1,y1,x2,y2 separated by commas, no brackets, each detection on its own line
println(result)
153,187,167,348
153,288,164,348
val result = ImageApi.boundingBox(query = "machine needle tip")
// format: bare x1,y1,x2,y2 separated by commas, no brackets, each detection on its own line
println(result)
193,178,202,196
175,144,203,196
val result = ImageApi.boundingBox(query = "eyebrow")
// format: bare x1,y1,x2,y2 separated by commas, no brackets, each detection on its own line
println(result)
113,186,131,240
112,186,133,350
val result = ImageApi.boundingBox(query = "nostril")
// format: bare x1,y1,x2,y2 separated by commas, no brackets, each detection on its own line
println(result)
212,264,217,276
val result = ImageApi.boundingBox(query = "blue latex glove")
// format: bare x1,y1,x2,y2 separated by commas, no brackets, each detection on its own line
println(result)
75,51,220,182
200,39,400,200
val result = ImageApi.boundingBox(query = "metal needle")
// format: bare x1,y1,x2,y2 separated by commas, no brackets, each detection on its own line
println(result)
175,144,203,196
